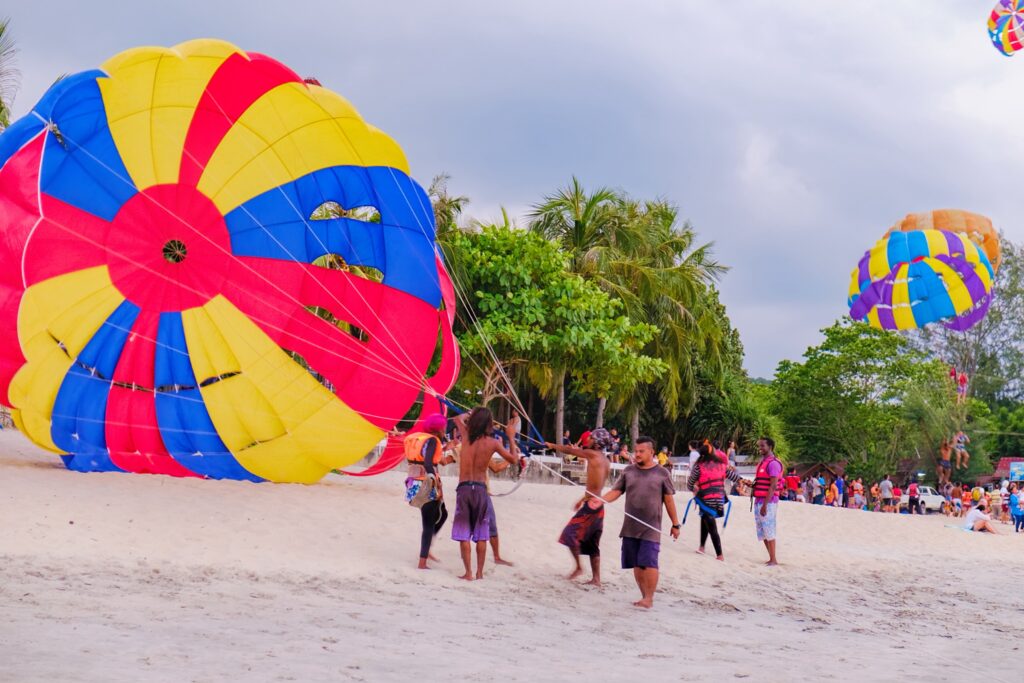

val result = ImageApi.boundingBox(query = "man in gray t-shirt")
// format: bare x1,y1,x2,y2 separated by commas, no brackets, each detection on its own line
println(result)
878,476,894,512
602,436,679,609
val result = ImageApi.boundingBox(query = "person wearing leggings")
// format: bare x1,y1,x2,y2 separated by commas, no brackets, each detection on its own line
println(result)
686,443,750,561
404,414,455,569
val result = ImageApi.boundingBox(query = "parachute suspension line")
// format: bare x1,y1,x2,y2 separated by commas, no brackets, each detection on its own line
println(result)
379,164,544,436
29,206,442,416
32,124,440,399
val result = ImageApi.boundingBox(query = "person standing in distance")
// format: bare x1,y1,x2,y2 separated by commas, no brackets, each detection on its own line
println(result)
752,437,783,566
600,435,680,608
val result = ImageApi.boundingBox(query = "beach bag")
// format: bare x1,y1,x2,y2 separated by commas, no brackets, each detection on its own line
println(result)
408,476,437,508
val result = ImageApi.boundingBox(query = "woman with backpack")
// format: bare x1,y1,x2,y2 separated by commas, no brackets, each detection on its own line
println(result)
404,414,456,569
686,443,751,561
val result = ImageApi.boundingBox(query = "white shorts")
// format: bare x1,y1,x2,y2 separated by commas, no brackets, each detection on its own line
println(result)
754,502,777,541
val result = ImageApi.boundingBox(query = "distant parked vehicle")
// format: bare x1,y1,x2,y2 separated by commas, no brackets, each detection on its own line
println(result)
899,485,945,514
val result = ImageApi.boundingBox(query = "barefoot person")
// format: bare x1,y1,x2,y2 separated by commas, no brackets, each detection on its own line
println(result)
450,408,521,580
963,500,1000,534
549,428,613,586
600,435,680,608
404,414,455,570
687,443,751,561
936,439,953,486
753,437,783,566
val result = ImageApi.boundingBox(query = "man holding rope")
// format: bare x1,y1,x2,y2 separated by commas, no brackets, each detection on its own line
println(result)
451,407,521,580
600,435,680,608
548,428,613,587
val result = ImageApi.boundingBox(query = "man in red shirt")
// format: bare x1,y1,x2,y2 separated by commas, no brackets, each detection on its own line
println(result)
784,469,800,502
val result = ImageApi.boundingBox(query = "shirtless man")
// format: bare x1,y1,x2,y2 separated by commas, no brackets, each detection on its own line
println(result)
451,407,521,580
548,428,613,586
936,439,953,486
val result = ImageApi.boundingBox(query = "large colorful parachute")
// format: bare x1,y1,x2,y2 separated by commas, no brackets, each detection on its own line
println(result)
0,40,459,483
848,229,995,332
989,0,1024,57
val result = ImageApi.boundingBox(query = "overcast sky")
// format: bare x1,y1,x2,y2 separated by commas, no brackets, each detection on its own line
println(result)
6,1,1020,377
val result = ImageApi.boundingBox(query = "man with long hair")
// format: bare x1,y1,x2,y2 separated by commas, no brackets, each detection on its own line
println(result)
450,407,521,580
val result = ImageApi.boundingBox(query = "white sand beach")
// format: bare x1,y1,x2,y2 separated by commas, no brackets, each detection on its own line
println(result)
1,428,1021,683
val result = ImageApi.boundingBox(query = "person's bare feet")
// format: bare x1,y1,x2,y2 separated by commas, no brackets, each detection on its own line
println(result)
764,560,779,566
633,599,653,609
584,578,602,588
567,568,584,581
475,570,484,580
428,553,441,562
494,558,514,567
715,555,725,562
458,572,474,581
417,559,430,570
695,547,705,555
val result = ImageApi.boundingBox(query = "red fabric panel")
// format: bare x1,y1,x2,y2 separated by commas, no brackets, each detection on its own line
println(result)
0,132,45,404
179,52,303,187
223,256,438,430
105,310,199,476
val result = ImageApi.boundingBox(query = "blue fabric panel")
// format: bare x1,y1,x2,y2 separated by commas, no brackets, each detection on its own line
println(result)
908,261,954,328
0,70,101,168
36,70,137,221
153,313,262,481
224,165,440,307
52,300,140,473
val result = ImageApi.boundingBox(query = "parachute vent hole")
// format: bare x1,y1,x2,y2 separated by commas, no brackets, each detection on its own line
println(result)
162,239,188,263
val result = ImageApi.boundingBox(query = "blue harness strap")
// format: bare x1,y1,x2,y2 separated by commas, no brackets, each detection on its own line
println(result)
683,496,733,530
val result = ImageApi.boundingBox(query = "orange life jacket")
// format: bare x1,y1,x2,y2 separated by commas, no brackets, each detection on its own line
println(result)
404,432,443,465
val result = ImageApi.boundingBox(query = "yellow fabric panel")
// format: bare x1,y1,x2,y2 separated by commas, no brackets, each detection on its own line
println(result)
866,242,890,281
184,295,383,483
99,39,241,189
867,308,882,329
847,267,861,300
180,305,241,382
891,264,916,330
924,230,947,258
931,259,973,313
198,82,409,214
973,259,994,290
9,267,124,453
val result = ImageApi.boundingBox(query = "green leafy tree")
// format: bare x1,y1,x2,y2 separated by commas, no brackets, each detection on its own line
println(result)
446,224,665,439
771,320,961,482
528,179,726,441
907,238,1024,405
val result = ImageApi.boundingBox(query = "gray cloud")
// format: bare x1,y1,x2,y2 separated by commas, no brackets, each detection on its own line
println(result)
5,0,1017,377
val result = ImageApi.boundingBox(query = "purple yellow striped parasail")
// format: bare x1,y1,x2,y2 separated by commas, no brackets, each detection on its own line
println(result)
847,230,994,332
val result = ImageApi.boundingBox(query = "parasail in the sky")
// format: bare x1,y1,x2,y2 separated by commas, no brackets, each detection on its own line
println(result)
0,39,459,483
886,209,1001,272
848,229,995,332
989,0,1024,57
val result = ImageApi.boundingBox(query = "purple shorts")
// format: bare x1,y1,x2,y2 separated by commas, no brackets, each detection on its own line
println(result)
486,495,498,538
621,537,660,569
451,482,490,542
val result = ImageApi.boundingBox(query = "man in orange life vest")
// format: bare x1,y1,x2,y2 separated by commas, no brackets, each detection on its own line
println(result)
753,437,783,566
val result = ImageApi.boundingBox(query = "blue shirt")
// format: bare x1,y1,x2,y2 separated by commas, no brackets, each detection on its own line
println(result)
1010,493,1021,515
836,477,845,495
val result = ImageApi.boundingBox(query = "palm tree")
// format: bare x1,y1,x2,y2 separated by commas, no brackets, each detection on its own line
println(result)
529,179,727,442
0,18,17,131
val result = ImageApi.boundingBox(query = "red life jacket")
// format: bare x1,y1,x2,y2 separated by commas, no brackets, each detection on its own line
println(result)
694,460,728,503
753,455,784,500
